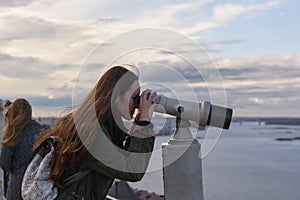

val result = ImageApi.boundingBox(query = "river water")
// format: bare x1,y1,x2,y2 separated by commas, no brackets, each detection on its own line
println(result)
1,117,300,199
129,122,300,200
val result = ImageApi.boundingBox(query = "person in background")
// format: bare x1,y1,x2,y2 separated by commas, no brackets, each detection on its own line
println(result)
0,99,12,198
34,65,160,199
0,98,49,200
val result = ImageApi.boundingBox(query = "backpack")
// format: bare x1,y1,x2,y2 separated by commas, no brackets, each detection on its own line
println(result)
21,136,59,200
22,136,91,200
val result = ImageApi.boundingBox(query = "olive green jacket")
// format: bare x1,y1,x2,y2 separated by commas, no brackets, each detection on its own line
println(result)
56,122,155,200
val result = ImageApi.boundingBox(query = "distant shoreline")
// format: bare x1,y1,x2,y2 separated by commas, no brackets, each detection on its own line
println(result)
232,117,300,126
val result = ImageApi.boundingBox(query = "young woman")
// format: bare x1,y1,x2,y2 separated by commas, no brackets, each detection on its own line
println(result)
35,66,160,199
0,98,49,200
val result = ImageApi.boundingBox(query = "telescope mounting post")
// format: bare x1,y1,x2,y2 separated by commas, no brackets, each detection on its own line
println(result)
169,117,193,144
162,117,204,200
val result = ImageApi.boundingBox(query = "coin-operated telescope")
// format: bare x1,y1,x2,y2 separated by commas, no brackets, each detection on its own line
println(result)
134,91,233,130
134,91,233,200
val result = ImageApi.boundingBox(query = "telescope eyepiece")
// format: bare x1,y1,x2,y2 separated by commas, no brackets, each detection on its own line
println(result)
133,96,140,108
133,91,161,109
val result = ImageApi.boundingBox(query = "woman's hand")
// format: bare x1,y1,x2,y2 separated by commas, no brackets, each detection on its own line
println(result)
136,90,160,122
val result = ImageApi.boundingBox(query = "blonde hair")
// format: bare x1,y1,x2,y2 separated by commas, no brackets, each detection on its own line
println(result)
2,98,33,147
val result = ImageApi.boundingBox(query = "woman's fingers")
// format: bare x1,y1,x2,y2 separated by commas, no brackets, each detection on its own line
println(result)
140,90,160,104
137,90,161,121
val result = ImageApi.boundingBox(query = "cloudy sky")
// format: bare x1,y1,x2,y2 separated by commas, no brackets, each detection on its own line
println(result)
0,0,299,117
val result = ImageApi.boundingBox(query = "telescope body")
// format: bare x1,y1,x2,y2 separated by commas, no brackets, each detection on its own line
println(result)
153,95,232,130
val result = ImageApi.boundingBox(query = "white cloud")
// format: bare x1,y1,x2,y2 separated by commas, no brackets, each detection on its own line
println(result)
0,0,296,117
249,97,281,105
0,15,104,64
0,0,285,64
213,1,281,22
172,0,283,36
213,4,246,22
213,52,300,116
0,0,36,7
1,0,112,19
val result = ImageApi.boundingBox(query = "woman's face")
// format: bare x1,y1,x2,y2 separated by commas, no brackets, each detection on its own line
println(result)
115,80,140,120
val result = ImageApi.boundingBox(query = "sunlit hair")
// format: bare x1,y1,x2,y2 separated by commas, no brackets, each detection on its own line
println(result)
35,65,139,188
2,98,33,147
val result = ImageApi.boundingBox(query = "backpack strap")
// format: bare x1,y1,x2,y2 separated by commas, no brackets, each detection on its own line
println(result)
29,136,57,163
64,170,92,186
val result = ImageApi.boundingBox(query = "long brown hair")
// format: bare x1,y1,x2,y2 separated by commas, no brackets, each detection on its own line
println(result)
2,98,33,147
36,66,139,188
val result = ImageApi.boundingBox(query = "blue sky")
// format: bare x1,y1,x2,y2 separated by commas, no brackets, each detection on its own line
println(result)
0,0,299,117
